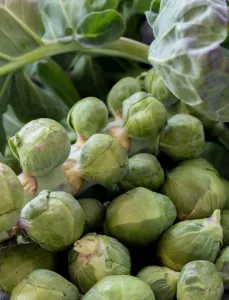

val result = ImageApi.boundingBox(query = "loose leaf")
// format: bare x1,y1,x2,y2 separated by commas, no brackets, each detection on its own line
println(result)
148,0,229,121
76,10,125,47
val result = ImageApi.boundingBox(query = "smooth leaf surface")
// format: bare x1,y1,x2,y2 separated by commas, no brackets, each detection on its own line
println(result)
133,0,152,14
149,0,229,121
76,10,125,47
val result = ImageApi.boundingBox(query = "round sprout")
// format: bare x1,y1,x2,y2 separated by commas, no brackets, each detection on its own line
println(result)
0,163,24,235
105,187,176,246
137,266,179,300
177,261,224,300
221,210,229,246
159,114,205,160
0,243,57,294
119,153,164,191
215,246,229,289
8,118,71,176
122,92,167,139
107,77,141,117
200,142,229,180
67,97,108,139
79,134,129,187
78,198,105,233
157,210,223,271
68,234,131,293
11,269,80,300
83,275,155,300
19,190,85,252
144,68,177,107
161,159,226,220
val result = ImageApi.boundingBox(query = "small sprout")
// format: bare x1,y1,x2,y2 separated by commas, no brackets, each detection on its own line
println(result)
215,246,229,289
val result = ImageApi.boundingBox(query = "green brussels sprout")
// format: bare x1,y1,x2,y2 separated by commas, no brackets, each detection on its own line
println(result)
0,163,23,237
223,179,229,209
221,210,229,246
0,243,57,294
144,68,177,107
19,190,85,252
9,118,71,176
161,159,226,220
159,114,205,160
122,92,167,139
107,77,141,117
166,100,190,118
137,266,179,300
83,275,155,300
157,210,223,271
11,269,80,300
177,261,224,300
67,97,108,139
78,198,104,233
105,187,176,246
119,153,164,191
215,246,229,289
200,142,229,180
174,158,219,175
79,134,129,187
68,234,131,293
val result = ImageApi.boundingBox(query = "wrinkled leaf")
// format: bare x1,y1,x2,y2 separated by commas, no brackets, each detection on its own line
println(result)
76,10,125,47
149,0,229,121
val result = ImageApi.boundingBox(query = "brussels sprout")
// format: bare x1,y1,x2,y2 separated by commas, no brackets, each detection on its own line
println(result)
105,187,176,246
215,247,229,289
0,163,23,239
122,92,167,139
175,158,219,175
144,68,177,107
161,159,226,220
11,269,80,300
79,134,129,187
177,261,224,300
78,199,104,233
68,234,131,293
0,243,57,294
166,101,190,118
83,275,155,300
19,190,85,252
8,118,71,177
201,142,229,180
221,210,229,246
119,153,164,191
137,266,179,300
67,97,108,140
159,114,205,160
107,77,141,117
157,210,223,271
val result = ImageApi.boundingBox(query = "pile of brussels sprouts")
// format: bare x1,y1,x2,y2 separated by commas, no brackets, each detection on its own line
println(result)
1,68,229,300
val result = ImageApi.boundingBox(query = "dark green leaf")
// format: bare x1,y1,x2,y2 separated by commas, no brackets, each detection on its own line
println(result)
133,0,152,14
36,59,80,107
76,10,125,47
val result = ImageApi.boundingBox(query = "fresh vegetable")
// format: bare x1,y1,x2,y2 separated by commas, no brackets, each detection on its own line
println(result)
215,247,229,289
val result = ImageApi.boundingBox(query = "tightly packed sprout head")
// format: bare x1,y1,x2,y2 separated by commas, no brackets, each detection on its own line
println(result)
68,233,131,293
78,198,104,233
177,261,224,300
9,118,71,176
67,97,108,140
105,187,176,246
107,77,141,117
19,190,85,252
0,163,23,235
83,275,155,300
11,269,80,300
157,210,223,271
119,153,164,191
137,266,179,300
79,134,129,187
162,158,226,220
144,68,177,107
215,246,229,288
159,114,205,160
0,243,57,294
122,91,167,139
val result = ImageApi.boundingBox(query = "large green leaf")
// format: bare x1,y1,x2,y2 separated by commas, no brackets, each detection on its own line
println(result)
148,0,229,121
